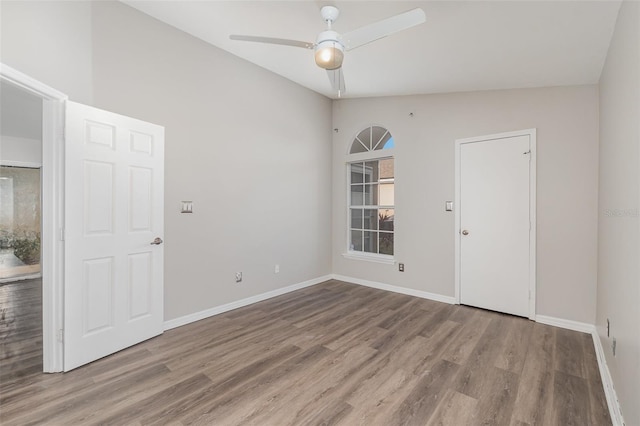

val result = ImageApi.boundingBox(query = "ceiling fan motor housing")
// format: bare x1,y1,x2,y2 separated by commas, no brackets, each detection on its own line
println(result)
320,6,340,24
315,30,344,70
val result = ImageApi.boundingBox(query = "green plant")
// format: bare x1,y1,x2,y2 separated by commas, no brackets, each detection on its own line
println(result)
13,233,40,265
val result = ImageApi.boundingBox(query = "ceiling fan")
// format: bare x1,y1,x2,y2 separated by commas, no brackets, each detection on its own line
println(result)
230,6,426,97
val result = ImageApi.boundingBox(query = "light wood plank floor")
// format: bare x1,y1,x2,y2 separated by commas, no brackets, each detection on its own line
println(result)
0,279,611,425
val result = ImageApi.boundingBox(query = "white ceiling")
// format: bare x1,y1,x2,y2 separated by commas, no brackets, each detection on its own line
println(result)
124,1,621,99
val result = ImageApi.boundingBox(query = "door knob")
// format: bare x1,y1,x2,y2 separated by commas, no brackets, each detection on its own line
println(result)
461,230,469,236
150,237,163,245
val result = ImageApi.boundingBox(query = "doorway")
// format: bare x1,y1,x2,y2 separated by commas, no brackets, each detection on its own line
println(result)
0,80,45,378
454,129,537,319
1,64,67,372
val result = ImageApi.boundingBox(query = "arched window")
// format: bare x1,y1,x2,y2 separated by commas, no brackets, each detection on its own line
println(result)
347,126,395,259
349,126,395,153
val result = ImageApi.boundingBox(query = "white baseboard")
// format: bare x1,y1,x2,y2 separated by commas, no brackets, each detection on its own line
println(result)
331,274,456,305
163,274,332,331
535,315,595,334
591,330,626,426
535,315,625,425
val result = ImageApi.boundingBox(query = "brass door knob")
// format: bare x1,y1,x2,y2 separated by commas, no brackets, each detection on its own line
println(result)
461,230,469,236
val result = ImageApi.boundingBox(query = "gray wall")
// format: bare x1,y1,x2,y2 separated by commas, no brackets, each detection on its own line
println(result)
0,1,93,104
1,1,333,321
597,1,640,424
332,86,600,324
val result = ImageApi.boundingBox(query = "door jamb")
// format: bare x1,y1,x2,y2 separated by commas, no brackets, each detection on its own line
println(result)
454,128,537,320
1,63,68,372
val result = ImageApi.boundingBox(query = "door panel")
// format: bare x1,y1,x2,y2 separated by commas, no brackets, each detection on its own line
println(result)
65,101,164,371
459,135,531,317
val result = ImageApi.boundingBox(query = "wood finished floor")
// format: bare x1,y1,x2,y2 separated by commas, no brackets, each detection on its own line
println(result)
0,279,611,425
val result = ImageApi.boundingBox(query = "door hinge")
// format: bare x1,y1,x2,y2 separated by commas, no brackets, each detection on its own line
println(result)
59,228,65,241
57,329,64,343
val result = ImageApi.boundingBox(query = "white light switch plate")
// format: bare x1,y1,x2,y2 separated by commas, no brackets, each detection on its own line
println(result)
445,201,453,211
181,201,193,213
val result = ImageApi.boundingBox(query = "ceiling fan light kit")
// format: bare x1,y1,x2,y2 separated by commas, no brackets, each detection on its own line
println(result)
315,36,344,70
230,5,426,96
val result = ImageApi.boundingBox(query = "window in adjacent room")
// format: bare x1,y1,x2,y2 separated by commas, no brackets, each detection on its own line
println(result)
347,126,395,259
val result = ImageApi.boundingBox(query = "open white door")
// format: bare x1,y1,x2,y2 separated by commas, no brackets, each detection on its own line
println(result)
64,101,164,371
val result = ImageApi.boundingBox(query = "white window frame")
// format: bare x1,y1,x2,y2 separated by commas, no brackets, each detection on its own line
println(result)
344,134,396,264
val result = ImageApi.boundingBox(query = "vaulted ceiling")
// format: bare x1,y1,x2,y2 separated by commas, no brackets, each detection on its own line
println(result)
125,1,621,99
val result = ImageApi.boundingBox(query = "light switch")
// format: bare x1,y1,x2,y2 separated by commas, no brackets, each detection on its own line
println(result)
181,201,193,213
445,201,453,211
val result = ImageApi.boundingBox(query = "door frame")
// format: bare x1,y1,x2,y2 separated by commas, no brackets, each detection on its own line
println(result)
1,63,67,372
454,128,537,320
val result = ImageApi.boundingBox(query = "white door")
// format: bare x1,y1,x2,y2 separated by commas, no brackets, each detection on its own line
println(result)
457,132,534,318
64,101,164,371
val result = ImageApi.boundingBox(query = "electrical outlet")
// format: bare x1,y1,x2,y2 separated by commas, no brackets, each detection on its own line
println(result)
606,318,610,337
274,264,280,274
612,337,617,356
235,272,242,283
398,263,405,272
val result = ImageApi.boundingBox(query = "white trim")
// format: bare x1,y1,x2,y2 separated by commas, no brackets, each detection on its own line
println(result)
163,275,332,331
1,63,68,373
342,252,395,264
534,314,623,424
591,331,626,426
0,64,67,100
0,161,42,168
346,148,396,163
534,315,595,334
331,274,456,305
454,128,537,320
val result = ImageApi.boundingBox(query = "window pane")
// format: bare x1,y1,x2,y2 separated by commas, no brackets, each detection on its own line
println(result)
379,158,394,179
379,182,394,206
364,184,378,205
350,230,363,251
371,126,389,150
350,162,364,183
363,209,378,230
350,208,363,229
379,209,394,231
356,127,372,150
364,161,379,183
379,232,394,255
363,231,378,254
350,140,368,154
350,184,364,205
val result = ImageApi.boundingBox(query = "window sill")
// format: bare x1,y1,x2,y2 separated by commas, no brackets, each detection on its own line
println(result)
342,252,395,265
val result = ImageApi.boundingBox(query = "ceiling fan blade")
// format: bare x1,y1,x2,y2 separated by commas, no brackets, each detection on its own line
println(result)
327,68,346,97
229,35,314,49
342,8,426,51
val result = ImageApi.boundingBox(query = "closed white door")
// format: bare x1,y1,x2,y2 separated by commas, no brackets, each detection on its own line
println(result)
64,101,164,371
458,133,533,318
